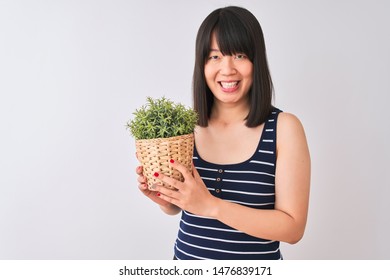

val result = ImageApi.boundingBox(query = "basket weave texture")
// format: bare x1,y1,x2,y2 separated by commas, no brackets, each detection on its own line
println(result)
136,133,194,189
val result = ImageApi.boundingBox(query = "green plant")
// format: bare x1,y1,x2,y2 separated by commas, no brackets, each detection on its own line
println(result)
127,96,198,140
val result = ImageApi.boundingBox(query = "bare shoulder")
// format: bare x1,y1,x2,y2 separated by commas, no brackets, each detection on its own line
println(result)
276,112,309,151
277,112,304,131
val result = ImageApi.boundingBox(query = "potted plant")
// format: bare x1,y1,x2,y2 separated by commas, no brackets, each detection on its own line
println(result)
127,96,198,189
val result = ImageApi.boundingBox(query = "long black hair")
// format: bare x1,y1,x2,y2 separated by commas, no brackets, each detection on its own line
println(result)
193,6,274,127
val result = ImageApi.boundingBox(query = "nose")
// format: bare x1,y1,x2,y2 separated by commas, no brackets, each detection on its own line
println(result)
219,56,236,75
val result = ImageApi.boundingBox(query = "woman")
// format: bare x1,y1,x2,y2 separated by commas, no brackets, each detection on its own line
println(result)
136,6,310,260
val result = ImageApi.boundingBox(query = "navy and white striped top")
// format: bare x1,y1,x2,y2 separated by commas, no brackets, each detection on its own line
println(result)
173,108,282,260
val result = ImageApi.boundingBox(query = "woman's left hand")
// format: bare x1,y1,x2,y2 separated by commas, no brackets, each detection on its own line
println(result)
151,160,218,217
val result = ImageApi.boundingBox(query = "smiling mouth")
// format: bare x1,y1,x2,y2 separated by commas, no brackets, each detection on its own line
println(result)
219,81,239,89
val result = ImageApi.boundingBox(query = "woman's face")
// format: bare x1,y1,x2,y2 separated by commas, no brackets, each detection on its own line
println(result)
204,34,253,106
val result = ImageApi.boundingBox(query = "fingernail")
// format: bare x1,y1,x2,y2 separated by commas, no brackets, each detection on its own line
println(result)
153,172,159,177
170,159,175,164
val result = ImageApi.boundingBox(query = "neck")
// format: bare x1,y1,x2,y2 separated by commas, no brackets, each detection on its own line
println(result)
210,99,249,126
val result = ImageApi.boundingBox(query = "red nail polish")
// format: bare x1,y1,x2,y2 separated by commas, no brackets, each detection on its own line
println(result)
170,159,175,164
154,172,159,177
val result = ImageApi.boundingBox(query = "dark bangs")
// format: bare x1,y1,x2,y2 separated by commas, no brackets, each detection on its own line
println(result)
213,13,254,60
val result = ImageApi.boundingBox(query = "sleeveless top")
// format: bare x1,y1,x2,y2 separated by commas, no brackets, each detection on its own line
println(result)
173,108,283,260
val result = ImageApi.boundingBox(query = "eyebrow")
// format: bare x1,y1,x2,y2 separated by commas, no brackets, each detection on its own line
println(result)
209,48,220,52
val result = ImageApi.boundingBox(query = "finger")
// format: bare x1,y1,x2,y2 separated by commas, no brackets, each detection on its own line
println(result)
153,171,182,190
149,184,179,206
137,175,146,184
138,183,148,191
168,159,193,181
155,185,180,200
135,165,143,175
156,190,179,206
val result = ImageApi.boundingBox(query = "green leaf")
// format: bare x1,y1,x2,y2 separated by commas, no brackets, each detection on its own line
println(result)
126,96,198,140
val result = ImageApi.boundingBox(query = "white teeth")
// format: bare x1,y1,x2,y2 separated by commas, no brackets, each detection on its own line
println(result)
220,82,238,88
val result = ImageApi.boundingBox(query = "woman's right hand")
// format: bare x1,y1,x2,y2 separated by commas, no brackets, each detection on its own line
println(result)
136,165,181,215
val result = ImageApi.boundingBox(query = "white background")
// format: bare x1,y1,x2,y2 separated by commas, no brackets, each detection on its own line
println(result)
0,0,389,260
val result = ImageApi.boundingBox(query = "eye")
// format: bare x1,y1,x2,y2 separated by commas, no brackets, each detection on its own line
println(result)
208,55,220,60
235,54,247,60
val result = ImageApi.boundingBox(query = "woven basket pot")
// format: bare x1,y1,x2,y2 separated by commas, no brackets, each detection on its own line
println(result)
136,133,194,189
